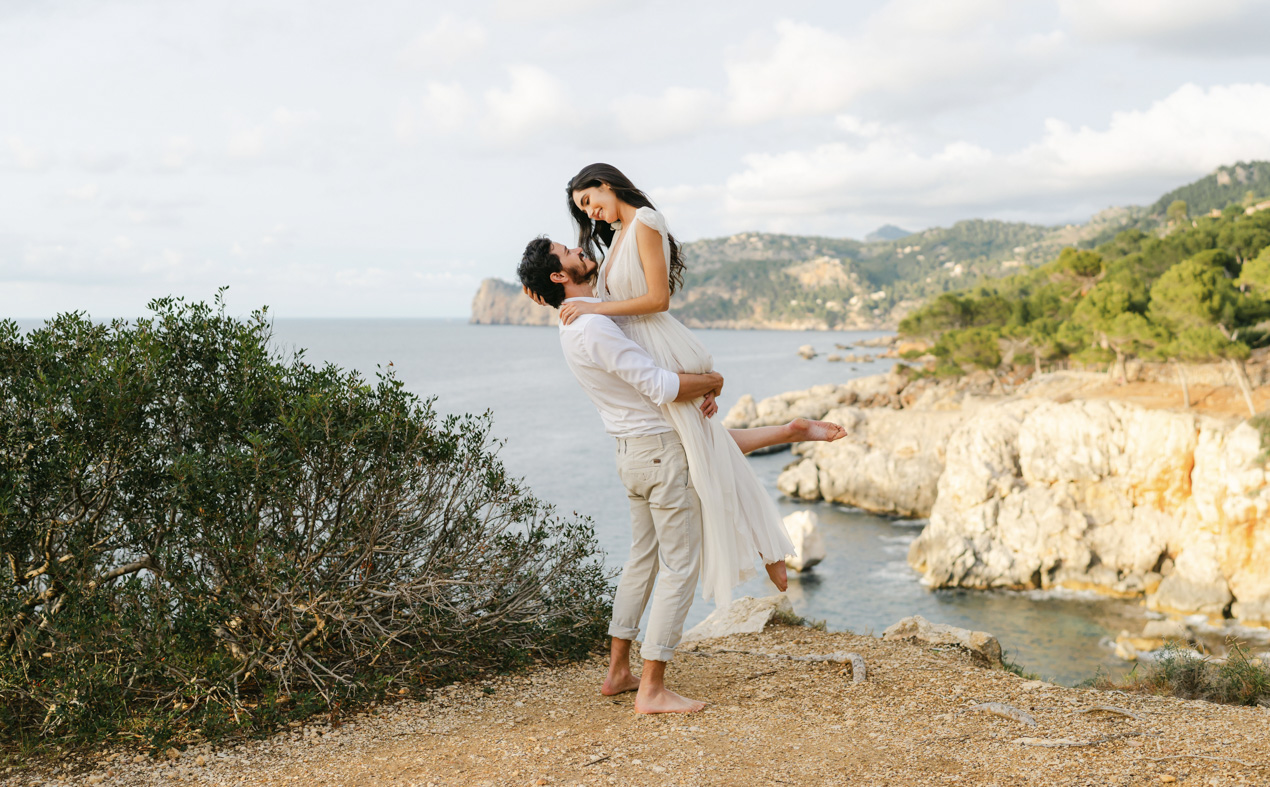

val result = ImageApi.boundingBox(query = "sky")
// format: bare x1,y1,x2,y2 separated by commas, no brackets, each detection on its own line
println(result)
3,0,1270,319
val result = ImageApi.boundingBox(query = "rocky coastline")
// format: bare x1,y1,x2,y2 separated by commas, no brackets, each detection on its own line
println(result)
725,363,1270,639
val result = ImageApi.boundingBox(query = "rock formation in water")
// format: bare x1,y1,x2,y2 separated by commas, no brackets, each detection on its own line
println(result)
470,278,556,326
728,371,1270,627
908,399,1270,625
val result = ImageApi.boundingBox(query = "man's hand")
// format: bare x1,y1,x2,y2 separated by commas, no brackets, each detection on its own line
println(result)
523,285,548,307
674,370,724,404
700,392,718,418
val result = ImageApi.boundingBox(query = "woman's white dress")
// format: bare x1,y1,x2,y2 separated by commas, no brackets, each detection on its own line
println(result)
598,206,795,607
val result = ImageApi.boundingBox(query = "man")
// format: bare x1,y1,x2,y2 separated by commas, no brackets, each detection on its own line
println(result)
518,236,715,714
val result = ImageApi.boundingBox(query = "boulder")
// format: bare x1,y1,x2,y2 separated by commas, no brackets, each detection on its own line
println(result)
1148,573,1233,620
722,394,759,430
782,510,826,572
778,406,963,518
882,615,1003,666
797,344,817,360
778,458,821,501
681,595,793,642
1142,619,1191,642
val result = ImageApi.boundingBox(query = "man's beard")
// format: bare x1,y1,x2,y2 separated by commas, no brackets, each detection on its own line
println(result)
568,257,598,286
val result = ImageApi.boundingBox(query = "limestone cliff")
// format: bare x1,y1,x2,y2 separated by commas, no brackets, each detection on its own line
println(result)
469,278,556,326
907,400,1270,625
728,373,1270,627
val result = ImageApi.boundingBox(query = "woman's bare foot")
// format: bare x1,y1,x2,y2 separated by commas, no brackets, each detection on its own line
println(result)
765,560,789,592
633,685,707,714
601,669,642,696
787,417,847,443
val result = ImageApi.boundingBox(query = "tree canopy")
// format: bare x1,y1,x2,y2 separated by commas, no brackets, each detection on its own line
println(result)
899,205,1270,377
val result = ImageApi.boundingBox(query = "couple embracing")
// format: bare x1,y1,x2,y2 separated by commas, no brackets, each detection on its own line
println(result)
518,164,845,714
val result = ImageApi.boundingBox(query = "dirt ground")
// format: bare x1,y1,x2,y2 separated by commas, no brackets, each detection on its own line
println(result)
34,623,1270,787
1061,379,1270,418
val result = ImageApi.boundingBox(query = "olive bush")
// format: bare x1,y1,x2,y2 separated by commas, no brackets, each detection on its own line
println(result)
0,295,610,749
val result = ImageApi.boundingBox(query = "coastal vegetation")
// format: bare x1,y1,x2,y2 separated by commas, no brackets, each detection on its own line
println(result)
1094,643,1270,708
898,194,1270,411
0,294,610,754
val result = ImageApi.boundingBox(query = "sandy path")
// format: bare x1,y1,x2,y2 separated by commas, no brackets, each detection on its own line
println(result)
38,623,1270,787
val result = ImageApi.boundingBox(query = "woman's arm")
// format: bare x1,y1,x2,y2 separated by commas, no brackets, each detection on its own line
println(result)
560,222,670,324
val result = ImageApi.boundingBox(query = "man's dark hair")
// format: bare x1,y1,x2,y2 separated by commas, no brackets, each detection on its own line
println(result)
518,236,566,308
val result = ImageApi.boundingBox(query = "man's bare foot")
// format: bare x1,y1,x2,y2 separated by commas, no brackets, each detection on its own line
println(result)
601,670,642,696
634,686,707,714
787,417,847,443
765,560,789,592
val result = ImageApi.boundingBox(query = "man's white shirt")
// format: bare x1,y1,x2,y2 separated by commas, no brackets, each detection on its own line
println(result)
558,297,679,438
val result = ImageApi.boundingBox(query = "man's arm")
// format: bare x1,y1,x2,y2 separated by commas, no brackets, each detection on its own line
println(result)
578,316,682,406
579,316,722,414
674,371,723,402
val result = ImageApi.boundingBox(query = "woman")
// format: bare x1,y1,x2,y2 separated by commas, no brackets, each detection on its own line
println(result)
560,162,844,606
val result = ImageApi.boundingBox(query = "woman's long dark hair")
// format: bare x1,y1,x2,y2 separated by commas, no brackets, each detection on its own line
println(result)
566,163,686,294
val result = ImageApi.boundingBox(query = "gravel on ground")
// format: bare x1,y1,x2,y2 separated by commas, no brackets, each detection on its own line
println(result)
8,623,1270,787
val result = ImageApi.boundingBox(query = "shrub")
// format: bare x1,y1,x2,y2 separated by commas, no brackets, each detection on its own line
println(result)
0,294,611,752
1097,642,1270,707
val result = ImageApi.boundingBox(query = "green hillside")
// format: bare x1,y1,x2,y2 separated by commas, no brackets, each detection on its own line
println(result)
672,215,1125,328
1150,161,1270,218
668,162,1270,331
897,202,1270,406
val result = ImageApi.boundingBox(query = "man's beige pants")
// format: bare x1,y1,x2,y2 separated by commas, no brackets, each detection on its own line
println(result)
608,430,703,663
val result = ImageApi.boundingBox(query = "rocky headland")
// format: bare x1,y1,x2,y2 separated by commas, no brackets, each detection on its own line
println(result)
470,278,556,326
725,359,1270,638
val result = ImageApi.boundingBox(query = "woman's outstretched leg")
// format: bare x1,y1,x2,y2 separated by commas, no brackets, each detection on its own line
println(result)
727,417,847,455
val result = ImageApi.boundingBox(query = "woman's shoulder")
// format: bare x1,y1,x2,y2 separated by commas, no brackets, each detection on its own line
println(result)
634,205,668,233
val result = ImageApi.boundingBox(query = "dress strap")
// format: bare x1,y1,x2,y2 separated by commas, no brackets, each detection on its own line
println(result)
634,206,668,236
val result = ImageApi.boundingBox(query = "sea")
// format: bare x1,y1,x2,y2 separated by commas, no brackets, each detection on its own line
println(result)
261,318,1155,686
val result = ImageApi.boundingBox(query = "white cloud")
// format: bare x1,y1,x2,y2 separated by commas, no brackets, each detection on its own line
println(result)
5,136,50,171
226,107,314,162
227,128,265,160
493,0,594,21
611,87,723,144
77,150,129,173
834,115,883,138
415,270,479,288
723,3,1045,125
397,82,474,139
66,183,99,202
398,15,487,67
158,136,196,172
707,83,1270,226
481,65,573,145
1059,0,1270,53
866,0,1012,36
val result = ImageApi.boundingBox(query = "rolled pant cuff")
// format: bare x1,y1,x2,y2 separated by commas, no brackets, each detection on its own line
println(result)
640,643,677,662
608,623,640,641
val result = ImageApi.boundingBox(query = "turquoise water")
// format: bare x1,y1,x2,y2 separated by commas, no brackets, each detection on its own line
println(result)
261,318,1147,685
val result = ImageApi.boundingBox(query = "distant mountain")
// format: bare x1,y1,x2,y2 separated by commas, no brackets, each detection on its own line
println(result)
471,162,1270,330
1149,161,1270,218
865,224,913,242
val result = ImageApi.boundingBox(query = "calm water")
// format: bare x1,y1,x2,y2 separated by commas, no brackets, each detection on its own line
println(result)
261,318,1148,685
